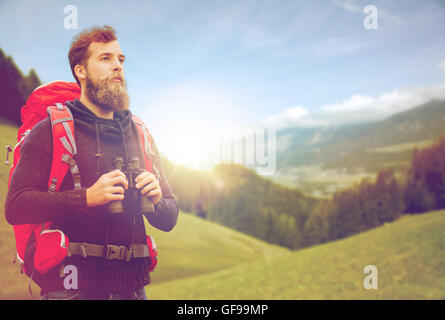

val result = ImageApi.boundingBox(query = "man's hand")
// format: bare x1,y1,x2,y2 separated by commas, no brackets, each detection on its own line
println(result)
86,169,128,208
135,171,162,206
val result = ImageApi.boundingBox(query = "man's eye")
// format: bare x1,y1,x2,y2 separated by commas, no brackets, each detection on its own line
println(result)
102,56,110,61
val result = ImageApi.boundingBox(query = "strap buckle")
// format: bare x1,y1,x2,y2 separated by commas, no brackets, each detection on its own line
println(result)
125,246,134,262
80,243,88,258
106,245,127,260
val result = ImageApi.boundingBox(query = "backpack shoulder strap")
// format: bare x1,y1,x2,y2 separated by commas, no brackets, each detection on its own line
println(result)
132,115,159,177
46,103,81,192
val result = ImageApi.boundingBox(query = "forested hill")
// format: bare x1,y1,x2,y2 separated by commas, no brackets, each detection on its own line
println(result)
0,47,41,125
162,159,320,250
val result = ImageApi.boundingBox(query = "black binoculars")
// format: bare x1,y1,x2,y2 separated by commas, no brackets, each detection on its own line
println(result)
107,156,155,215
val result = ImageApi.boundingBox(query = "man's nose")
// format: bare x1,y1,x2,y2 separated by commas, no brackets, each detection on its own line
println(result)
112,57,123,71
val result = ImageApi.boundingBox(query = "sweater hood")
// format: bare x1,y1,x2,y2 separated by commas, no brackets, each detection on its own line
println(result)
66,99,133,143
65,99,136,178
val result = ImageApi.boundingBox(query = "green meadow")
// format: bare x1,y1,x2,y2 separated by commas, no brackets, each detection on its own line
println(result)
145,212,290,285
0,118,30,299
147,210,445,300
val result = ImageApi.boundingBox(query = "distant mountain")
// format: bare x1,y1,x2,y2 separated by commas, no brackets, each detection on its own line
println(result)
275,121,377,171
275,99,445,173
360,99,445,147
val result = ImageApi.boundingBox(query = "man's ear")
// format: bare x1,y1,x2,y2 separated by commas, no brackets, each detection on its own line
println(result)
74,64,87,81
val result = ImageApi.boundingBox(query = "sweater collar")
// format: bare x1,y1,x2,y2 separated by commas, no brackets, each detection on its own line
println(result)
66,99,133,142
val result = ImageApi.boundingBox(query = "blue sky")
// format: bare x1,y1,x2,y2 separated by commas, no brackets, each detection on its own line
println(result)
1,0,445,168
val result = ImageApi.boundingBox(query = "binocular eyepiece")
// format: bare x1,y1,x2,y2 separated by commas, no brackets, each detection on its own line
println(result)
107,156,155,215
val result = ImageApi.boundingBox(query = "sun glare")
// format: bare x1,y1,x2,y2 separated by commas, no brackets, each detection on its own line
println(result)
142,82,250,170
161,125,220,170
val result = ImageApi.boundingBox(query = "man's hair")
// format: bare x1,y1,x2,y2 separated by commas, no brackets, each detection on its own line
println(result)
68,25,117,86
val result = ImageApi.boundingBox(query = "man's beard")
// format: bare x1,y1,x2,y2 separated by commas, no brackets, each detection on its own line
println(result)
86,74,130,112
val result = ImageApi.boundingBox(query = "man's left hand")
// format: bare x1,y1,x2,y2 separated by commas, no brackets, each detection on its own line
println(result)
135,171,162,206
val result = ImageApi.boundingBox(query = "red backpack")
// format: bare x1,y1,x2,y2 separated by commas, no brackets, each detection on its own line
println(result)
7,81,158,286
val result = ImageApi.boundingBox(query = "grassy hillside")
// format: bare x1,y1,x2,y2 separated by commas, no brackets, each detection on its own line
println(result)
0,118,30,299
145,212,290,284
148,210,445,299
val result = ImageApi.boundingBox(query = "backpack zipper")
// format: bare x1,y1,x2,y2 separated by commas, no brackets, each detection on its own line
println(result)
40,230,67,249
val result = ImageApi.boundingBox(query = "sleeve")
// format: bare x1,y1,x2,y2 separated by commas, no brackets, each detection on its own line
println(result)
143,134,179,232
4,118,88,225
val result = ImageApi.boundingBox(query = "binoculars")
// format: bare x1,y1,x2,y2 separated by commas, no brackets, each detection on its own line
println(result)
107,156,155,215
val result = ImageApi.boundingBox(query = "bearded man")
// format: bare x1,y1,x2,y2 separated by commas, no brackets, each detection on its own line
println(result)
5,25,179,300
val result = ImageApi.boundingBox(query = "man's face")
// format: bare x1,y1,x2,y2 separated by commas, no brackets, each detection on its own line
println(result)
84,40,130,112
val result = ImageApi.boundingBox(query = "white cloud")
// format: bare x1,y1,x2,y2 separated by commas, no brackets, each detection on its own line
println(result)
261,105,310,129
322,94,374,112
260,82,445,129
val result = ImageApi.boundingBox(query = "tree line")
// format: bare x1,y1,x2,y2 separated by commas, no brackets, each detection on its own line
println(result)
302,136,445,248
0,47,41,125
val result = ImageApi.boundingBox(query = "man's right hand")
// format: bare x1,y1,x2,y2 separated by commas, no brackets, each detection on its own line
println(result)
86,169,128,208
